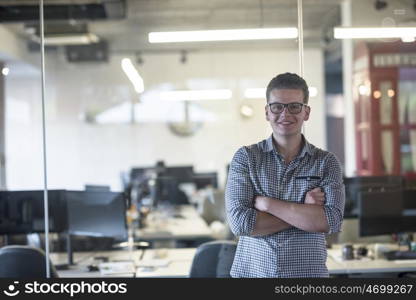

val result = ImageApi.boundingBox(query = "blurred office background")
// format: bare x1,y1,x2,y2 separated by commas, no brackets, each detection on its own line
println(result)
0,0,416,277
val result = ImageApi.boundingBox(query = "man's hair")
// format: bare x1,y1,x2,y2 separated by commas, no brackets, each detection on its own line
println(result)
266,72,309,104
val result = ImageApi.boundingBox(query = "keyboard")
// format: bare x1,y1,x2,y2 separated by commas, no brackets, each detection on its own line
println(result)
384,251,416,260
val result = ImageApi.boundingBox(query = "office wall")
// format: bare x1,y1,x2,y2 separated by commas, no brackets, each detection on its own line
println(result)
5,47,325,191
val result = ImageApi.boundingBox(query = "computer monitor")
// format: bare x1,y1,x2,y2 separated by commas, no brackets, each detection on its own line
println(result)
148,166,194,207
130,167,155,181
84,185,111,192
344,176,403,218
358,190,404,237
193,172,218,189
66,191,127,241
0,190,67,235
164,166,194,184
401,189,416,234
152,176,189,206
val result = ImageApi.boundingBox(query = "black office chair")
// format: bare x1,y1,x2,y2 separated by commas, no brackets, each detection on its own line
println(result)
0,245,59,278
189,240,237,278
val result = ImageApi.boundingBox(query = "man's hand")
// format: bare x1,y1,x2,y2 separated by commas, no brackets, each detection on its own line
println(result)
305,187,325,206
254,196,271,212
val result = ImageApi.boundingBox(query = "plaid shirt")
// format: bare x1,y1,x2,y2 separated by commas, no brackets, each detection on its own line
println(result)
226,135,345,278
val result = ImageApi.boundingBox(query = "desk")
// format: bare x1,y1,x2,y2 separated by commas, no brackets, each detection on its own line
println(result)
328,246,416,276
53,245,416,278
135,205,213,243
52,248,196,278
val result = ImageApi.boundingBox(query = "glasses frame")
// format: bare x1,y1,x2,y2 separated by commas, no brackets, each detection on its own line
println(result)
267,102,308,114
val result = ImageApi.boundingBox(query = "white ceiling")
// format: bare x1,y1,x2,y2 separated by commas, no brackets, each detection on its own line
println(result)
97,0,341,52
2,0,343,53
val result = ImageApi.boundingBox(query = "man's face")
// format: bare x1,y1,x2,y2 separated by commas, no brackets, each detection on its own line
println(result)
265,88,310,137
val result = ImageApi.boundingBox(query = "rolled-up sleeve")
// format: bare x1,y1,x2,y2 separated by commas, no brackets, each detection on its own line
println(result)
225,147,257,236
321,153,345,234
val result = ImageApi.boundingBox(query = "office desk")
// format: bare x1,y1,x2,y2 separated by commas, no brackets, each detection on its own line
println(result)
52,248,196,278
328,247,416,276
53,245,416,278
135,205,213,243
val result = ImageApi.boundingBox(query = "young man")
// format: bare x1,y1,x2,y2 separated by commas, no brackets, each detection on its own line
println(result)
225,73,345,278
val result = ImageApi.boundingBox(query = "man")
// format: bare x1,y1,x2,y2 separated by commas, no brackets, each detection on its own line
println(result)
225,72,345,278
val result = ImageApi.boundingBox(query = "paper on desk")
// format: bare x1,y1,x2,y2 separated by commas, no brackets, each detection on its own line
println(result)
99,261,136,275
136,259,171,268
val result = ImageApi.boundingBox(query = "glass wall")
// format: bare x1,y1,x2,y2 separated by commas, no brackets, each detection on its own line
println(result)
0,2,44,248
1,0,416,257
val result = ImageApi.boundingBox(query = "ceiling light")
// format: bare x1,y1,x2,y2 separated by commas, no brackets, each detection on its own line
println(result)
334,27,416,39
159,89,232,101
2,67,9,76
121,58,144,94
149,28,298,43
244,88,266,99
33,33,100,45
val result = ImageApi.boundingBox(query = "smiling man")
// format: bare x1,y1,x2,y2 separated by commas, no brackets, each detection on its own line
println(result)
225,73,345,278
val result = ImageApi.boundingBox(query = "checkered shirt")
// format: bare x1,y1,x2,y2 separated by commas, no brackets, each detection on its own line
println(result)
225,135,345,278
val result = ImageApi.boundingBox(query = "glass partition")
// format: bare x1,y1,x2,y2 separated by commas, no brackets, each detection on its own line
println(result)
42,0,302,251
1,2,44,247
2,0,416,277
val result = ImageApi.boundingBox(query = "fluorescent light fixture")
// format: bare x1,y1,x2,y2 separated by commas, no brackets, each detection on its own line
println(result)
32,33,99,45
160,89,232,101
244,88,266,99
2,67,9,76
121,58,144,94
95,100,217,124
244,87,318,99
149,27,298,43
334,27,416,39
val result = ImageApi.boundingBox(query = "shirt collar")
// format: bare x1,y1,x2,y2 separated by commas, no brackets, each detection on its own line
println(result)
263,134,312,158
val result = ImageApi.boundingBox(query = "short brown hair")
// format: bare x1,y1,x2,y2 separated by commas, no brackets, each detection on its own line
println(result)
266,72,309,104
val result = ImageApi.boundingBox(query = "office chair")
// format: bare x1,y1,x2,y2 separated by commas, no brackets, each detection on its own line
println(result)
189,240,237,278
0,245,59,278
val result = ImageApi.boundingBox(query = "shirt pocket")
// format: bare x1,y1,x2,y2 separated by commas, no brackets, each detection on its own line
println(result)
294,174,323,203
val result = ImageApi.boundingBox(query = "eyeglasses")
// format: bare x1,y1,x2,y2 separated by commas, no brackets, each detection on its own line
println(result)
268,102,307,114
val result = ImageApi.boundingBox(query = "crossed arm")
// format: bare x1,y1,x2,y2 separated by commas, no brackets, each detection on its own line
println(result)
251,190,329,236
225,147,344,238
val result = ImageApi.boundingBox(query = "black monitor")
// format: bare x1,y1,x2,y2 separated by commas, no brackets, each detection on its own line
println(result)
0,190,67,234
344,176,403,218
401,189,416,233
130,167,155,181
152,176,189,206
66,191,127,241
84,185,111,192
193,172,218,189
164,166,194,184
358,190,404,237
150,166,194,206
